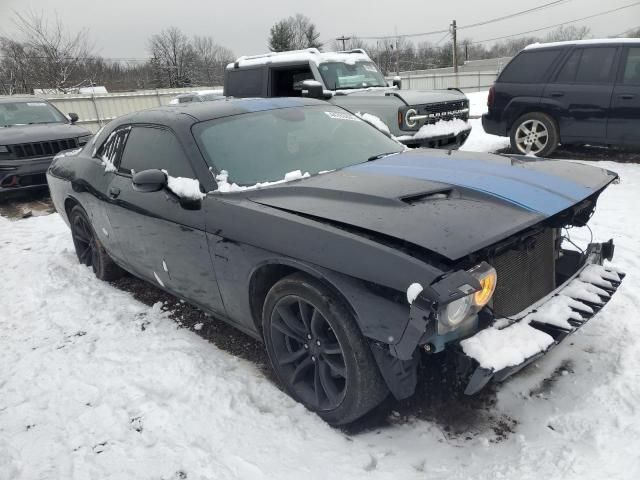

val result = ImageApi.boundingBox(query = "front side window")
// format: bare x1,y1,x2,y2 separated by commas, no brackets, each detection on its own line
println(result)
318,61,387,90
498,49,562,83
97,128,129,165
192,105,403,186
622,47,640,84
574,47,617,83
0,101,67,127
119,127,195,178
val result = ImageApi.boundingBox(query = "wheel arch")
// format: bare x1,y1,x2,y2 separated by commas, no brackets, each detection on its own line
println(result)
248,259,359,338
505,99,562,138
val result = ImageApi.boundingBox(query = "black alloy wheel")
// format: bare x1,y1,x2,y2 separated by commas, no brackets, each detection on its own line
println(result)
263,273,388,425
69,205,124,281
269,296,347,411
71,209,100,272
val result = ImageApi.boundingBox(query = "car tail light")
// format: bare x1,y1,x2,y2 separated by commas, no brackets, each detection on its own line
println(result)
487,85,495,109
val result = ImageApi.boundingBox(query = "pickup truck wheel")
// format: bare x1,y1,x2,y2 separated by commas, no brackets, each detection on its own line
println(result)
69,205,124,281
510,112,559,157
263,273,388,425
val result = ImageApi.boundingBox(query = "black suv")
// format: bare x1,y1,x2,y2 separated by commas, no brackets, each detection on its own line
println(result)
483,39,640,156
0,97,92,193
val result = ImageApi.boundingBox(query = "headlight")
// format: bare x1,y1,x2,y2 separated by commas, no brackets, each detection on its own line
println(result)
469,262,497,307
0,146,8,153
443,295,473,326
77,134,93,146
439,261,497,329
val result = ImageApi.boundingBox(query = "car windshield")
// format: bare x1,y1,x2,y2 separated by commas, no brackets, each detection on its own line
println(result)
0,101,67,127
193,104,403,186
318,61,387,90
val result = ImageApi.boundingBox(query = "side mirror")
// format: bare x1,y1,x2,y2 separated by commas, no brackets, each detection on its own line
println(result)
392,76,402,90
68,112,79,124
300,80,326,99
132,169,167,192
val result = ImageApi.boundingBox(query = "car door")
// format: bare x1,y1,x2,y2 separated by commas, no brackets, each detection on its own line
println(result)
104,124,226,316
544,46,619,141
608,46,640,145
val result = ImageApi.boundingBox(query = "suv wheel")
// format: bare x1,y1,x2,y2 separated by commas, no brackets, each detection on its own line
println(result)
262,273,388,425
510,112,559,157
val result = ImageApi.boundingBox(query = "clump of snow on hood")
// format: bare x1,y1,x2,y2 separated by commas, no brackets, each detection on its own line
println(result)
162,172,205,200
396,118,471,141
355,112,391,135
215,169,310,193
461,321,554,371
406,283,424,304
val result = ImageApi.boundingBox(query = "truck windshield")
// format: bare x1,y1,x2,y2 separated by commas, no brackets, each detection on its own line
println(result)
193,104,402,186
0,101,67,127
318,61,387,90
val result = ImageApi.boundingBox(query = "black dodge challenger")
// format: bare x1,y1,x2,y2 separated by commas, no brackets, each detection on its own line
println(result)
47,97,624,425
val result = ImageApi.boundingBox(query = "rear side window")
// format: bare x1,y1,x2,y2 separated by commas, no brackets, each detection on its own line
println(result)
498,49,562,83
555,47,617,84
225,68,263,97
622,47,640,85
119,127,195,178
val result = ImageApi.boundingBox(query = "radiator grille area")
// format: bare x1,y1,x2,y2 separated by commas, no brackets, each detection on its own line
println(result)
8,138,78,159
416,100,470,124
490,229,556,317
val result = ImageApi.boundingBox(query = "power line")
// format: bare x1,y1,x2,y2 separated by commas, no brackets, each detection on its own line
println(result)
469,1,640,44
355,0,572,40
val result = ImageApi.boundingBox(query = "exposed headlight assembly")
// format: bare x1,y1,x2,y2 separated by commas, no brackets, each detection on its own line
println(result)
0,146,9,153
440,262,497,329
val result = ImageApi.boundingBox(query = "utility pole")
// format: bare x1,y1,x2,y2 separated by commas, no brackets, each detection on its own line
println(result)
450,19,458,73
394,26,400,75
336,35,351,51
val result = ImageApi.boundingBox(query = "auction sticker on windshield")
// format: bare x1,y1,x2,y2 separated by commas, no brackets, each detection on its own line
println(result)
324,111,359,121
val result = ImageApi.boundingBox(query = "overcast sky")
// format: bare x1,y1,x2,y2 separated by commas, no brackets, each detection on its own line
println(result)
0,0,636,60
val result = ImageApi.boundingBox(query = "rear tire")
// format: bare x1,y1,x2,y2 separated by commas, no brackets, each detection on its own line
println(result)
69,205,124,281
510,112,559,157
262,273,388,425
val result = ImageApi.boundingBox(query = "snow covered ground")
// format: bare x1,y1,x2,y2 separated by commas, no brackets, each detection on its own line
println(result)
460,90,511,153
1,104,640,479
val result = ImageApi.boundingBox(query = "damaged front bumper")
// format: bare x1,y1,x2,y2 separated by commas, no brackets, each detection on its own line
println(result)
460,242,624,395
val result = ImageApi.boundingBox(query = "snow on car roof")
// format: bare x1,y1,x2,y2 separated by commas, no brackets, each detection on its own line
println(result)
228,48,372,69
525,38,640,50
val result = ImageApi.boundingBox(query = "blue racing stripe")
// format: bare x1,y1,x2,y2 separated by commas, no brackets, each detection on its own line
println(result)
348,154,595,216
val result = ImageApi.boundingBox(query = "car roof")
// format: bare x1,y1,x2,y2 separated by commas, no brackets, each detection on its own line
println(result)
0,96,50,104
228,48,372,69
115,97,329,126
525,38,640,50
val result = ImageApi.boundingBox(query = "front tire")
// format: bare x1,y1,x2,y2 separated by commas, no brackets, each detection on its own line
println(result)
510,112,559,157
69,205,124,281
262,273,388,425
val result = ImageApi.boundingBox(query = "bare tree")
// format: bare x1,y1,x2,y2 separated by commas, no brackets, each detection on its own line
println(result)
545,25,591,42
11,10,94,92
148,27,197,87
268,14,323,51
192,36,234,85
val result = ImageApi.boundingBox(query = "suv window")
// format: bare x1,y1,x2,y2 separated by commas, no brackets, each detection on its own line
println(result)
499,49,562,83
556,47,617,83
622,47,640,84
226,68,263,97
271,66,314,96
119,126,195,178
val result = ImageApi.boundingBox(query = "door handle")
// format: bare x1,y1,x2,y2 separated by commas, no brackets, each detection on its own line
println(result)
109,186,120,199
619,94,635,100
549,91,564,97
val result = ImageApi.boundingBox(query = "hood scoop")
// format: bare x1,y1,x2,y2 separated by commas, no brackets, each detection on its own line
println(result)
401,189,452,205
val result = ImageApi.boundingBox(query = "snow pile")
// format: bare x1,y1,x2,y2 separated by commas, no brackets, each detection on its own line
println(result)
356,112,391,135
406,283,423,304
166,175,205,201
215,169,310,193
461,321,555,371
460,90,510,153
396,118,471,141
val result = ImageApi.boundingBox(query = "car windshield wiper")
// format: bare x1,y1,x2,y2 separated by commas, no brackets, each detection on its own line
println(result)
367,152,400,162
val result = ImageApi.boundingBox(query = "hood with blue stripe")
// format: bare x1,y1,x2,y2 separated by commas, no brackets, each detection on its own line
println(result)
248,149,617,261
